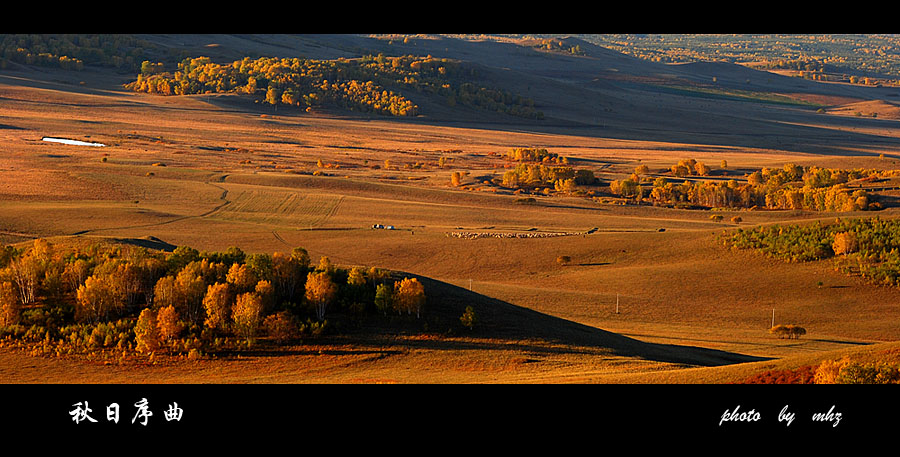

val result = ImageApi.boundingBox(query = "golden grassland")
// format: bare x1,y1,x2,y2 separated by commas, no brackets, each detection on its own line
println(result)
3,61,900,384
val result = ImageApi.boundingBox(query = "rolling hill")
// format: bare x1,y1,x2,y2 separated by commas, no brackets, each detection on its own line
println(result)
3,34,900,391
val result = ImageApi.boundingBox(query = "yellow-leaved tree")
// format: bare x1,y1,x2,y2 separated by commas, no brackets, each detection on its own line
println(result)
174,267,206,324
347,267,367,287
226,263,258,294
76,275,120,323
271,251,305,303
203,282,232,332
832,231,859,256
156,304,183,344
814,357,852,384
134,308,161,354
0,281,20,327
393,277,426,318
153,276,178,310
451,171,462,187
232,292,263,343
305,271,336,321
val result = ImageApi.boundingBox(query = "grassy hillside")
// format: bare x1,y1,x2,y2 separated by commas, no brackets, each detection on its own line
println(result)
3,34,900,386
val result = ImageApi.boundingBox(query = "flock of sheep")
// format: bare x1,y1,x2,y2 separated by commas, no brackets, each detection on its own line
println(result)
447,230,587,240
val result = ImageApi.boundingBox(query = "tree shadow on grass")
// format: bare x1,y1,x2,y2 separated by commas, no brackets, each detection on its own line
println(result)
214,347,406,359
405,275,772,368
104,236,178,252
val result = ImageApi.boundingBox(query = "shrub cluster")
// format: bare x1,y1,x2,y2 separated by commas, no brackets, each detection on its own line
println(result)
740,356,900,384
813,357,900,384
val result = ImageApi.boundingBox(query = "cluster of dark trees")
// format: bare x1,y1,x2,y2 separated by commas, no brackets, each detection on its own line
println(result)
527,39,585,56
0,34,159,72
125,54,543,119
0,239,426,358
500,163,595,192
769,324,807,339
759,58,826,72
722,217,900,286
363,55,541,118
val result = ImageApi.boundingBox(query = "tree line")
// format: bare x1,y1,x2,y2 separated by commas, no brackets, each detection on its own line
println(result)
0,239,427,359
721,217,900,286
506,147,566,164
0,34,162,72
124,54,543,119
758,58,826,72
611,160,883,211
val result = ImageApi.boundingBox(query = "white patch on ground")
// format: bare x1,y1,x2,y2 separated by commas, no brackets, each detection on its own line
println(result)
42,137,105,147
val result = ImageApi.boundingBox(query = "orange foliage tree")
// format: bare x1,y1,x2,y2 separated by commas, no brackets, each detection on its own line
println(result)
232,292,263,342
305,271,337,321
76,275,121,323
156,304,184,344
0,281,20,327
393,277,426,318
832,231,859,255
174,267,206,324
226,262,258,294
202,282,232,332
263,311,297,344
134,308,161,354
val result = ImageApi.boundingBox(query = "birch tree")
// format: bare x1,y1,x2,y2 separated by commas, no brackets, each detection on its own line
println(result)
305,271,336,321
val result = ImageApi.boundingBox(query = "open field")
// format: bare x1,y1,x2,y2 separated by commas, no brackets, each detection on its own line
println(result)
3,34,900,386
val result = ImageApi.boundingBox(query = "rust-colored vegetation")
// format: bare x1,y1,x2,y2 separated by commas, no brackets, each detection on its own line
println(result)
0,238,430,364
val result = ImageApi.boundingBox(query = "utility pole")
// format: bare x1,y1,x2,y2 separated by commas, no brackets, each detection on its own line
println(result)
771,308,775,328
616,294,619,314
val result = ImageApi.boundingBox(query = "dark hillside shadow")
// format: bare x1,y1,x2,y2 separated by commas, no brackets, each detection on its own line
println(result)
405,274,770,368
109,236,178,252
